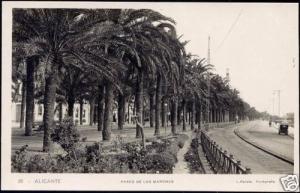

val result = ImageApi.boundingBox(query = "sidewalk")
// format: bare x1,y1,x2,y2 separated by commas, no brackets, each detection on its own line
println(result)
173,130,193,174
12,121,238,153
11,122,186,153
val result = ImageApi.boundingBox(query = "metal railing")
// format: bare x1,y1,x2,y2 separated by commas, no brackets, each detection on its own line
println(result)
199,130,251,174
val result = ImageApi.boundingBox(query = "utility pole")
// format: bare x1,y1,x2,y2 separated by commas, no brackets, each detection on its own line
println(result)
273,90,281,117
226,68,230,83
277,90,281,117
272,91,275,116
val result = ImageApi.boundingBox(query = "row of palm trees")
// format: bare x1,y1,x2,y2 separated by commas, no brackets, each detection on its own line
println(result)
12,9,262,152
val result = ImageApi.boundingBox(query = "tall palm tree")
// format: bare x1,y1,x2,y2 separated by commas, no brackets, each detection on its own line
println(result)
13,9,127,150
183,55,213,130
12,44,27,129
12,40,43,135
84,9,186,138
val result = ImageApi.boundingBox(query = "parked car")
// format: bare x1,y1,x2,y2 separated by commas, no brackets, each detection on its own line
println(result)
278,120,289,135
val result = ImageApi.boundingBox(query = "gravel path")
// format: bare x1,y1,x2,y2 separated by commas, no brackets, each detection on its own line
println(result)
173,131,193,174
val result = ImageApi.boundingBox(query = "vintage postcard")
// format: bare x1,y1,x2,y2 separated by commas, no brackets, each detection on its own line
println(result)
1,1,299,191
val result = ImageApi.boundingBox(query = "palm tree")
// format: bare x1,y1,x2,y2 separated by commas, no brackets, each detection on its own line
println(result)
13,9,127,150
12,44,27,129
24,56,39,135
97,84,105,131
102,81,113,140
117,92,126,130
87,9,186,138
12,40,43,135
183,55,213,130
154,74,162,135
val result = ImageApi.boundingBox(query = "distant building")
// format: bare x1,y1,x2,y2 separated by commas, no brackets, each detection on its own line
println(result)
11,100,91,127
285,112,294,127
11,81,135,127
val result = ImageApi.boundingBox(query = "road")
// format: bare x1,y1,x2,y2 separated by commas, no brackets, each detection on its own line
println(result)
237,120,294,162
207,121,294,174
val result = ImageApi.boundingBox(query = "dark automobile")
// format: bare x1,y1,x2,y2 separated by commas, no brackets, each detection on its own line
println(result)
278,120,289,135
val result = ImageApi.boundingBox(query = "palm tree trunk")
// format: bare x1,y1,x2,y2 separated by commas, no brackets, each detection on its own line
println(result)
170,98,178,134
58,102,63,122
222,109,224,122
143,103,146,126
20,80,26,129
149,92,155,128
132,97,136,123
97,84,105,131
67,91,75,120
118,93,125,130
135,70,143,138
195,110,199,125
191,97,195,130
103,81,113,140
182,99,186,131
89,98,95,126
94,105,97,124
25,56,37,136
79,99,83,125
154,74,161,135
42,63,58,152
177,102,181,125
127,100,130,124
197,103,202,130
161,98,166,127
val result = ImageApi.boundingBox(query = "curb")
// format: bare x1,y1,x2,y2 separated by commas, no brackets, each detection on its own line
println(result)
234,129,294,165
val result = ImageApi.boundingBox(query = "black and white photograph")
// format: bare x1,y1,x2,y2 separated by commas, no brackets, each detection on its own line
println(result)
1,1,299,192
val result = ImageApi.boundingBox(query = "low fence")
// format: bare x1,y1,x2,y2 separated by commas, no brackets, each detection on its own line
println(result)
199,130,251,174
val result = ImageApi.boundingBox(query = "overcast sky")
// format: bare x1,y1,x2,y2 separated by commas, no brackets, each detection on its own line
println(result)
154,3,298,116
4,2,298,116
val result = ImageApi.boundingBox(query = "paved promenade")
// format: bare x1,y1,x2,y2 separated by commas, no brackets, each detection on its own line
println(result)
11,122,182,152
